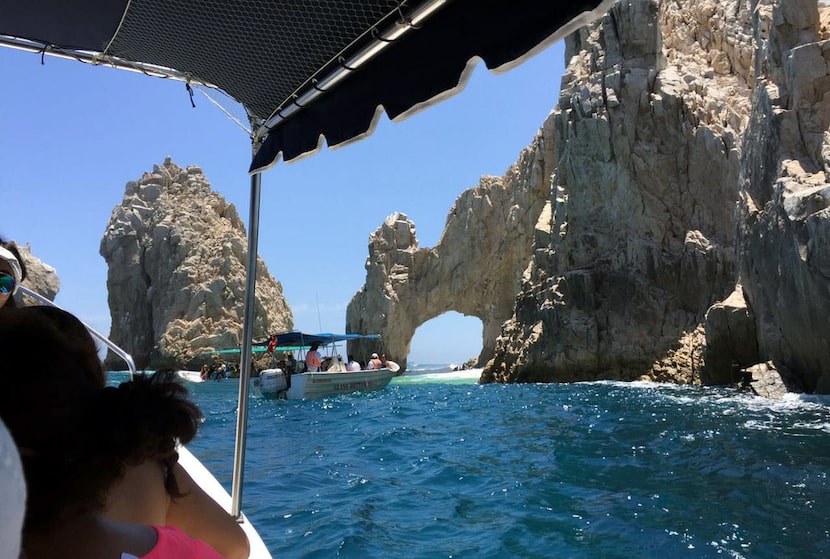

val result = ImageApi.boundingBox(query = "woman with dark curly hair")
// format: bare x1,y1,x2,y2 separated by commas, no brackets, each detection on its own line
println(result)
102,377,248,559
0,306,244,559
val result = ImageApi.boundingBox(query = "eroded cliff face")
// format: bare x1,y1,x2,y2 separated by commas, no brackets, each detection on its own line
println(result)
484,0,753,383
736,0,830,393
345,129,554,369
348,0,830,394
100,158,292,369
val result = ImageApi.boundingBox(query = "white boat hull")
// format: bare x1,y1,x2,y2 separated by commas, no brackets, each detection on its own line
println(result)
177,446,272,558
258,368,398,400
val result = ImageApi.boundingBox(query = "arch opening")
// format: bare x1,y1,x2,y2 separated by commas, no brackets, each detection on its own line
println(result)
408,311,483,371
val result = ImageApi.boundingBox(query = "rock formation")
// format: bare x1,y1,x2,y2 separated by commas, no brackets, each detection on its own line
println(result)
100,158,293,369
346,129,554,369
735,0,830,393
485,0,830,393
7,243,60,306
348,0,830,395
484,0,752,383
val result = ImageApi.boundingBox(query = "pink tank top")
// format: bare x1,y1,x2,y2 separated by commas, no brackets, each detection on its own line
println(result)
136,525,224,558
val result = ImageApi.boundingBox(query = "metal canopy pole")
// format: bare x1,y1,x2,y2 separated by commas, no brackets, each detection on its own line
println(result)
230,170,262,519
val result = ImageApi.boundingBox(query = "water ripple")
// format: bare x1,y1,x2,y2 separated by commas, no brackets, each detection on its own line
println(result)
171,378,830,558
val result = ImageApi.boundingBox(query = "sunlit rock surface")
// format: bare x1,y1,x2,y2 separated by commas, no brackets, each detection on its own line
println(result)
346,127,553,370
485,0,830,392
348,0,830,395
737,0,830,393
8,243,60,307
483,0,749,383
101,158,292,369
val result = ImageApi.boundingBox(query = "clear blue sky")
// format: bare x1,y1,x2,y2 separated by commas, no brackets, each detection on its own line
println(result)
0,41,566,365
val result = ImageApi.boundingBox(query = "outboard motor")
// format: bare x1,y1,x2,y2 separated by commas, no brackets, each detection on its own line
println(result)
259,368,289,399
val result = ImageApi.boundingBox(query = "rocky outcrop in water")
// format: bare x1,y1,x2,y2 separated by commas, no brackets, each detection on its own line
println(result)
486,0,830,393
484,0,752,384
100,158,293,369
350,0,830,395
346,131,553,370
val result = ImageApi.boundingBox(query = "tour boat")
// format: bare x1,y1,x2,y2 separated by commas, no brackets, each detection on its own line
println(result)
256,331,400,400
259,366,399,400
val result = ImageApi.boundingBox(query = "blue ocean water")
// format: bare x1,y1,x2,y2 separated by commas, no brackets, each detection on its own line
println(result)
111,370,830,558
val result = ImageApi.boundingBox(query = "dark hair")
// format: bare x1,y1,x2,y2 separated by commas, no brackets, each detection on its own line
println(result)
0,307,103,530
0,307,202,533
91,370,203,498
26,305,105,385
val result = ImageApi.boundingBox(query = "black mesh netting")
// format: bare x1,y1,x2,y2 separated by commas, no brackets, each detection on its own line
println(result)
108,0,406,122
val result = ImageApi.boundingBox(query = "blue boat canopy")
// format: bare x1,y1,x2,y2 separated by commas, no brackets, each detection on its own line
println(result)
254,331,381,349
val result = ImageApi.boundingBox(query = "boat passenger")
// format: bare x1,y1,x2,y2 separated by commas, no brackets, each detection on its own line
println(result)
0,306,249,559
0,239,26,310
0,307,221,558
367,352,383,370
266,334,277,354
346,355,361,372
306,342,323,372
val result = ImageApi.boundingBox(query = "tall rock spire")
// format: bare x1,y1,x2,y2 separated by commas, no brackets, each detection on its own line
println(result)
100,158,293,369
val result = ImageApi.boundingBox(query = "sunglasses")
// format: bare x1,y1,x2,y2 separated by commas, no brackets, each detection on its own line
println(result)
0,272,16,295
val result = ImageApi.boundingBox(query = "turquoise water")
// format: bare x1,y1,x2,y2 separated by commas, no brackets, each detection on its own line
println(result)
111,371,830,558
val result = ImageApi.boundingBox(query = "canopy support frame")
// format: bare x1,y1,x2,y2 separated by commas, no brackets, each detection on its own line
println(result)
0,36,221,89
230,168,262,519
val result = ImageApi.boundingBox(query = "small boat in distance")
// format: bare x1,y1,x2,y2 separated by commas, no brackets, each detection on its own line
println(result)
175,369,240,386
257,331,399,400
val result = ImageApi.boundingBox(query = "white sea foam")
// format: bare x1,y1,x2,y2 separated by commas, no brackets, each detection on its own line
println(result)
393,368,483,385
